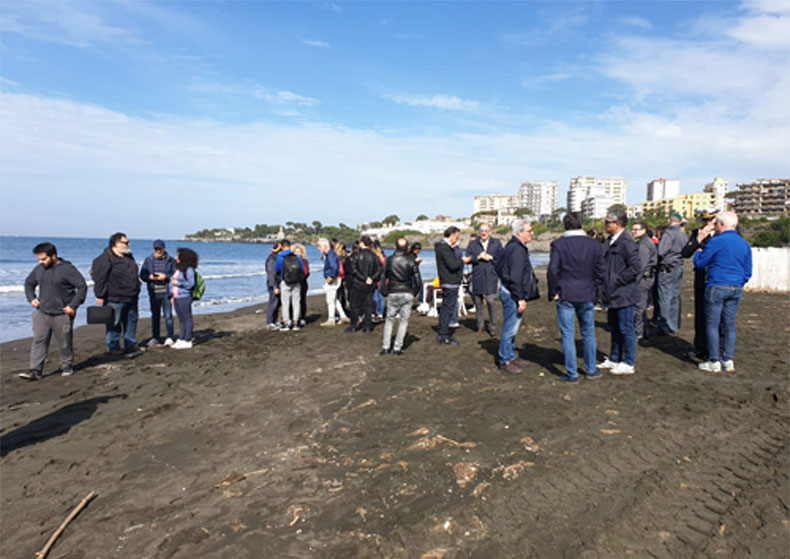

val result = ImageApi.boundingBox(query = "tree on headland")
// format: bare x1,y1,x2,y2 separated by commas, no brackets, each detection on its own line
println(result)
514,207,534,217
382,214,400,226
369,221,383,228
312,220,322,234
416,214,429,221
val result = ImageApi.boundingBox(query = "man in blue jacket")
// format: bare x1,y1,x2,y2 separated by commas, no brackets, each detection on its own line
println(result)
140,239,176,346
495,220,535,374
693,211,752,373
466,222,503,336
599,208,641,375
547,212,605,382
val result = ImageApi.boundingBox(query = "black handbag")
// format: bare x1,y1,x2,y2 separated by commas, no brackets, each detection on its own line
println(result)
87,305,114,324
526,271,540,301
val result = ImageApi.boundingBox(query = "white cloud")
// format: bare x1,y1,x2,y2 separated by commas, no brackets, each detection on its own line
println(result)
620,16,652,29
301,38,330,48
2,92,787,238
385,94,480,111
322,2,342,13
0,77,21,89
254,89,320,107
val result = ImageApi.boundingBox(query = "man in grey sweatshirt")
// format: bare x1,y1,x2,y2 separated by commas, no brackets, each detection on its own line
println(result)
656,213,688,335
22,242,87,380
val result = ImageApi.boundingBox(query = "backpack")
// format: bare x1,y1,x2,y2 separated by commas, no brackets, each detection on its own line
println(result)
192,271,206,301
282,253,304,284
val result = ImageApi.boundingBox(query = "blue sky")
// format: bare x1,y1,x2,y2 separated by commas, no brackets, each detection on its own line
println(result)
1,0,788,238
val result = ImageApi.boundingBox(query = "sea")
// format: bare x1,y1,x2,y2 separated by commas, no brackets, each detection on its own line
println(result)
0,236,548,343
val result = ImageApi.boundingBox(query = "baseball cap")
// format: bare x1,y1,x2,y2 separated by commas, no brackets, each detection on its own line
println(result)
153,239,166,249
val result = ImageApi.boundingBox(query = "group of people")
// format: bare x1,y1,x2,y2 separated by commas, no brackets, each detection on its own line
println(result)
21,210,752,382
20,234,200,380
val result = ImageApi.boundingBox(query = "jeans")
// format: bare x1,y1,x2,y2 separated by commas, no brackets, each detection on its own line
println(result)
280,281,301,326
607,305,636,366
657,266,683,333
382,293,413,351
556,301,597,378
374,289,386,317
704,285,743,362
323,278,348,321
473,292,499,332
174,296,194,341
437,286,459,340
149,293,174,340
498,287,523,363
30,311,74,372
267,285,281,325
105,300,138,351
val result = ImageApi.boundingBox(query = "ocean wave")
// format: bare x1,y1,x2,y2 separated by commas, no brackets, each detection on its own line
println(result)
195,294,268,307
0,285,25,294
201,271,267,280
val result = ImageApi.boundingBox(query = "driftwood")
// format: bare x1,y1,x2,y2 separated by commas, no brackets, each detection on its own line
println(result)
36,491,96,559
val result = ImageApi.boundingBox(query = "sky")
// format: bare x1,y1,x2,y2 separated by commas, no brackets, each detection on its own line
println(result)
1,0,789,238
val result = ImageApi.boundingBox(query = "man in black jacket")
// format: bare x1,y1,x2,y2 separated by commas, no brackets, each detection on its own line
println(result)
600,209,641,375
631,222,657,340
265,243,284,330
380,237,422,355
345,236,382,333
496,220,535,373
681,209,718,359
21,242,87,380
435,226,471,345
91,232,141,353
466,222,503,336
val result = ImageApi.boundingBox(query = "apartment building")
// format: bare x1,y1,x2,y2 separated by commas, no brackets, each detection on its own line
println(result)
518,180,559,217
704,178,729,212
582,195,615,220
473,194,520,214
567,176,627,211
647,178,680,202
631,192,714,219
732,178,789,216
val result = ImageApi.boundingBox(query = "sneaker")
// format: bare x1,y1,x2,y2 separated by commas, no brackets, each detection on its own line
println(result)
146,338,160,348
266,324,279,331
393,349,404,356
698,360,721,373
598,358,618,370
379,348,391,356
722,360,735,373
171,339,193,350
164,337,175,346
61,366,74,377
292,325,301,331
585,370,603,380
278,324,291,332
610,362,635,375
449,321,460,328
512,358,530,368
321,320,336,327
18,370,41,380
557,374,579,383
438,338,460,346
298,319,306,327
499,360,523,375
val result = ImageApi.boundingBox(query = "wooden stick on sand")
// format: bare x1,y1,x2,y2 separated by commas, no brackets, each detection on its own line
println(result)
36,491,97,559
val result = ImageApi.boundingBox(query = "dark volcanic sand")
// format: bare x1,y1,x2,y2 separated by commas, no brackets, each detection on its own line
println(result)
2,264,788,559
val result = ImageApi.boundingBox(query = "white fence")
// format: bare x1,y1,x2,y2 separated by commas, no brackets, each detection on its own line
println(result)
745,247,790,291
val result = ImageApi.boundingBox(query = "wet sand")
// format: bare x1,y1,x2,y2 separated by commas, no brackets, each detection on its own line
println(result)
2,263,788,558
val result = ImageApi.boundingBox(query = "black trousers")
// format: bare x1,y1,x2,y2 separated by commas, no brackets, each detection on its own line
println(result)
349,287,374,331
438,286,459,340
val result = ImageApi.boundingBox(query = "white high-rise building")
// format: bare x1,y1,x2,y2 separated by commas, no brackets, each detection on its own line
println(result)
582,195,615,220
567,176,627,212
704,177,729,212
647,178,680,201
518,180,559,217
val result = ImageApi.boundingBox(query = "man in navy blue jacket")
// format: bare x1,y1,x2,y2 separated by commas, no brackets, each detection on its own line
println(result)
466,222,503,336
140,239,176,346
435,226,471,345
547,212,605,382
599,208,641,375
495,220,535,374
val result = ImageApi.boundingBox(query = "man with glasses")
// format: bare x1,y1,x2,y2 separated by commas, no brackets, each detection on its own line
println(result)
495,220,535,374
466,222,503,336
599,209,641,375
91,232,142,354
631,222,657,340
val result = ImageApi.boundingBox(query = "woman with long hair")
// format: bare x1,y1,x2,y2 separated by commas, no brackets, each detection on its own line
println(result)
291,243,310,327
171,247,198,349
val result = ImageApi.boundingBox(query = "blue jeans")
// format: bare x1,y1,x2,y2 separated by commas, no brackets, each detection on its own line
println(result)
374,289,386,316
149,293,174,340
498,287,523,363
704,285,742,362
174,296,194,341
556,300,597,378
608,305,636,366
657,266,683,333
105,300,138,351
437,286,459,340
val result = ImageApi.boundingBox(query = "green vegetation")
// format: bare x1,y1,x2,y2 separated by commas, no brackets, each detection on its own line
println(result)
382,229,422,244
742,216,789,248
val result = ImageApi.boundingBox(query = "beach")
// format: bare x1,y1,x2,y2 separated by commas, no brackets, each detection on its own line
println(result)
1,263,788,558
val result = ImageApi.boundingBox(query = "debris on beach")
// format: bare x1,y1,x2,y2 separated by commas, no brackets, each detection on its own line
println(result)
214,471,246,488
421,548,449,559
471,482,490,498
605,409,620,416
600,429,621,435
407,427,431,437
497,461,535,480
409,434,477,451
451,462,479,487
520,436,541,453
287,505,307,526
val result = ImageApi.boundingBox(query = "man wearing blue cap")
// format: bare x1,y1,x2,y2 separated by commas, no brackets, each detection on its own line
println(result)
140,239,176,346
